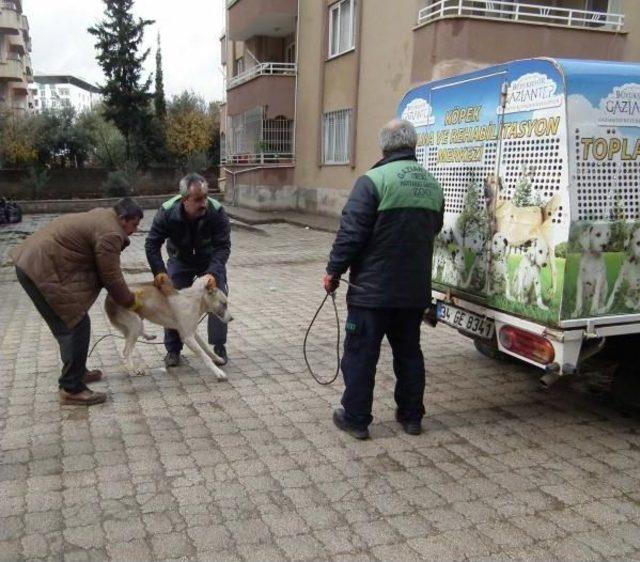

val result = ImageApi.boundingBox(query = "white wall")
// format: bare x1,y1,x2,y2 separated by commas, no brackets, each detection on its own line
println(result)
31,80,101,114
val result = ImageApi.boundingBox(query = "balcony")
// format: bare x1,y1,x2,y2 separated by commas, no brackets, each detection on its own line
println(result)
417,0,625,31
0,3,21,34
224,110,294,166
228,62,296,89
9,34,25,55
0,58,23,81
11,80,27,95
227,0,296,41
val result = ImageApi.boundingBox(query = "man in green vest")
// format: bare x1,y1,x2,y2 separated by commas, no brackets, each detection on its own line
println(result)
145,173,231,368
324,119,444,439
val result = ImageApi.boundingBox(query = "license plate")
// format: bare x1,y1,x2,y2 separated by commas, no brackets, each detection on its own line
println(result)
436,302,494,339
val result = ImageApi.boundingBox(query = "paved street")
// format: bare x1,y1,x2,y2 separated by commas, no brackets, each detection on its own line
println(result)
1,213,640,562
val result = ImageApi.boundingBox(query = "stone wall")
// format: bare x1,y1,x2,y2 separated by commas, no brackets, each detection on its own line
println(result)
15,194,178,214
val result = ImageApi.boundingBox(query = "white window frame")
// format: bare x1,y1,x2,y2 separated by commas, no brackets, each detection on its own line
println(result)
323,109,351,165
328,0,355,59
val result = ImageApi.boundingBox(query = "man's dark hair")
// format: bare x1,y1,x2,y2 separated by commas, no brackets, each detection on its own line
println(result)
113,197,143,220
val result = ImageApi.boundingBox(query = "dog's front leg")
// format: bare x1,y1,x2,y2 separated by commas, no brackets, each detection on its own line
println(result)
605,273,623,311
193,332,225,366
591,274,605,315
182,335,227,381
573,272,584,317
534,277,549,310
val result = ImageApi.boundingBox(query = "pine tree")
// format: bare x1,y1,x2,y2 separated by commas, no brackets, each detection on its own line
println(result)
88,0,155,160
154,32,167,123
512,164,533,206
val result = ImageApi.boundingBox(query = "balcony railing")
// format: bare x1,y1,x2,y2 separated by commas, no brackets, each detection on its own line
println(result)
227,62,297,90
417,0,625,32
0,1,19,11
223,152,294,165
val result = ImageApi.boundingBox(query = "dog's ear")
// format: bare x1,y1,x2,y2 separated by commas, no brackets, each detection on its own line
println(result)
206,276,217,292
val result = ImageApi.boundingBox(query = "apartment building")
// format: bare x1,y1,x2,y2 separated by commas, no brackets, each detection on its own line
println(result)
220,0,639,216
29,75,101,114
0,0,32,114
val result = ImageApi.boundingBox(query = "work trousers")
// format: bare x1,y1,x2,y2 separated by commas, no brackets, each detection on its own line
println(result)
340,305,426,430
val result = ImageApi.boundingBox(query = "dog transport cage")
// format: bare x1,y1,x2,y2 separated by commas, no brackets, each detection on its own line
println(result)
398,58,640,382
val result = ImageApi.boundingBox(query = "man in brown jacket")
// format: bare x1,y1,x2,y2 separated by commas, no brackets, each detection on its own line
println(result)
12,198,144,405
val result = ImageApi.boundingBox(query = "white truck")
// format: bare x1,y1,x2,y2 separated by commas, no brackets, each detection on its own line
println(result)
399,58,640,390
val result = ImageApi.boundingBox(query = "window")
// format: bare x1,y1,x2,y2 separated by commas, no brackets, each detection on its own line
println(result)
328,0,355,58
323,109,351,164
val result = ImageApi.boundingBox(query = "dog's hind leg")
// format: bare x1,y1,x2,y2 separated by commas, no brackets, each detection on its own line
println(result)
182,335,227,382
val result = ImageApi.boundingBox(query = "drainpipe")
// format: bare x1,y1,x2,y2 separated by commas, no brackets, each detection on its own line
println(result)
350,0,364,169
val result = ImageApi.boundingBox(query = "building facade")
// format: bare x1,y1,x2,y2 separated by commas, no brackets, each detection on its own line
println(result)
29,75,101,114
0,0,32,114
220,0,638,216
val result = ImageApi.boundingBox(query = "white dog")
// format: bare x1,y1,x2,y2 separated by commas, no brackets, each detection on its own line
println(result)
573,223,611,317
605,226,640,311
441,246,466,286
105,276,232,380
509,239,550,310
461,232,487,291
487,233,509,296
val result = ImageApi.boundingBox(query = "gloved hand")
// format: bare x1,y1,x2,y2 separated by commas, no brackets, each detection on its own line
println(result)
128,290,144,313
323,273,339,293
154,273,175,297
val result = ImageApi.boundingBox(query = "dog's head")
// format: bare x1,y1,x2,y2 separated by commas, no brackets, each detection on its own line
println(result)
526,239,549,269
580,223,611,253
194,276,233,323
626,226,640,259
439,226,455,245
491,233,508,257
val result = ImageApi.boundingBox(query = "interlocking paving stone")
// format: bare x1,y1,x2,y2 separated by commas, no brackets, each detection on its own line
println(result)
2,214,640,561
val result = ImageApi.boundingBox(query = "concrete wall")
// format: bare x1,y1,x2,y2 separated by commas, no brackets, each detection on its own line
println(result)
0,167,219,200
293,0,418,201
15,194,177,214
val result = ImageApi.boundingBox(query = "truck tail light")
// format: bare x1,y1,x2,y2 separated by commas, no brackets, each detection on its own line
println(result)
498,325,555,365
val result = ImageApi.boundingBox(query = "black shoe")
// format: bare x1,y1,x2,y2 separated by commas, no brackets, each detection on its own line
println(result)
213,344,228,366
332,408,369,440
396,412,422,435
164,352,181,368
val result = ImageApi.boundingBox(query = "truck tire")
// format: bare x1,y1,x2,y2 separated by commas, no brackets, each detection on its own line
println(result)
473,336,510,362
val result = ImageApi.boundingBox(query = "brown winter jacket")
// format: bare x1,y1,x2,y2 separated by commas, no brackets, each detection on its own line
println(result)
11,208,135,328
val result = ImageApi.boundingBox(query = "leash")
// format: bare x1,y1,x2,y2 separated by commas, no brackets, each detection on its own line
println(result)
303,277,361,386
88,314,209,358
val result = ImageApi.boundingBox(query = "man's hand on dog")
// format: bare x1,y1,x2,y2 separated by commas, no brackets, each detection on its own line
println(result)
202,274,217,291
154,273,177,297
323,273,339,293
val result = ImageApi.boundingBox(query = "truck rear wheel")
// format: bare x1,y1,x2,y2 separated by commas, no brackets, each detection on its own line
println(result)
473,336,510,362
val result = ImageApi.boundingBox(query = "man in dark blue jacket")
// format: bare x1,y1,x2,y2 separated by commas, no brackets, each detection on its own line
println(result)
145,173,231,368
324,119,444,440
